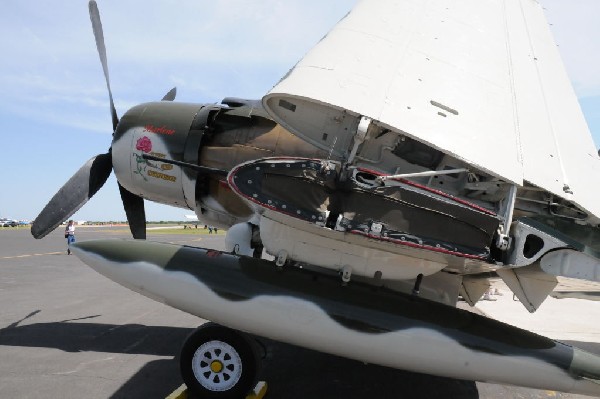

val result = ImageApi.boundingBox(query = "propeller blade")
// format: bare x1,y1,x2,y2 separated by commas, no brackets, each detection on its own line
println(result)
118,183,146,239
161,87,177,101
89,0,119,131
31,153,113,239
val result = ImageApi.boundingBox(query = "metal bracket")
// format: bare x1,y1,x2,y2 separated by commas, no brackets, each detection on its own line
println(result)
275,250,288,268
496,185,517,251
347,116,371,164
340,265,352,284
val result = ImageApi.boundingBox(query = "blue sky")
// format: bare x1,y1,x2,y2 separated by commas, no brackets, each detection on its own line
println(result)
1,0,598,222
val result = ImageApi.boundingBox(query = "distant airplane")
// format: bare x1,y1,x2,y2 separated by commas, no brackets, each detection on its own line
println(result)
32,1,600,397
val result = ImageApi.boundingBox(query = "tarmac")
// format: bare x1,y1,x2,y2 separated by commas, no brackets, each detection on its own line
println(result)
1,225,599,399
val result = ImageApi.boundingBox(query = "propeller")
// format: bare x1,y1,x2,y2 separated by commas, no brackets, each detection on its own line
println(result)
31,0,175,240
161,87,177,102
30,153,112,239
89,0,118,132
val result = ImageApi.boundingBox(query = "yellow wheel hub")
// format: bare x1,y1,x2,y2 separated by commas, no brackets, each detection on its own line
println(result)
210,360,224,373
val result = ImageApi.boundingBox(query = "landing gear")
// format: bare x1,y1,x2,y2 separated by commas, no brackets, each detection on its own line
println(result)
180,323,261,399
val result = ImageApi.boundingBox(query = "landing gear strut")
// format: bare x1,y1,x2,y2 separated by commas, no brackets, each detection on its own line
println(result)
180,323,261,399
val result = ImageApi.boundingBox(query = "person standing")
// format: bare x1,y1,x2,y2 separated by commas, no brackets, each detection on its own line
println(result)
65,220,76,255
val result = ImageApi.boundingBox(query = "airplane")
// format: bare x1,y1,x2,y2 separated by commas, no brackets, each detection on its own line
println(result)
31,0,600,397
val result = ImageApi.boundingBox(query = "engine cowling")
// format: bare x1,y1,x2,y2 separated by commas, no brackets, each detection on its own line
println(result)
112,101,218,211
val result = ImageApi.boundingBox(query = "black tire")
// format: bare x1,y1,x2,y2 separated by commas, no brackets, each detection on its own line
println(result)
180,323,260,399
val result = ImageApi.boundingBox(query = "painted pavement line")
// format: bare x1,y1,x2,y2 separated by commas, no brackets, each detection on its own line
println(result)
166,382,268,399
1,251,63,259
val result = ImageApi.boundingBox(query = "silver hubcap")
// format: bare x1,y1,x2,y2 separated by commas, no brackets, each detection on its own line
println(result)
192,340,243,391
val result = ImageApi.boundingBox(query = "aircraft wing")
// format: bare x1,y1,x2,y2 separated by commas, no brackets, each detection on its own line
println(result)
263,0,600,219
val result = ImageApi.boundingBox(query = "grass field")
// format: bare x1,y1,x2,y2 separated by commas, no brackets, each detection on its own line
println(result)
0,224,226,236
146,227,226,235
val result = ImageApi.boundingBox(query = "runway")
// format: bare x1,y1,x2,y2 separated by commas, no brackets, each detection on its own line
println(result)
1,226,598,398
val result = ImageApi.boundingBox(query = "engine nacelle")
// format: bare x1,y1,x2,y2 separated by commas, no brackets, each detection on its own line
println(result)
111,99,329,228
112,101,219,211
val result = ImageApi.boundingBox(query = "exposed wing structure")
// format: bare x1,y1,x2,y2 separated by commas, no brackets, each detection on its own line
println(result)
263,0,600,219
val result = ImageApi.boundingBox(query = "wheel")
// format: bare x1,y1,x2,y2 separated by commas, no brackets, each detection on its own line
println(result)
180,323,260,399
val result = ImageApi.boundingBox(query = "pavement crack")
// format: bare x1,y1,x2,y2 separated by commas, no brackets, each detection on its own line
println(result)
123,336,148,353
6,310,41,329
50,356,116,376
58,314,102,323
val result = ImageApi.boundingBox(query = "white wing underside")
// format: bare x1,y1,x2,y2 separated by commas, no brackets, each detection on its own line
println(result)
263,0,600,218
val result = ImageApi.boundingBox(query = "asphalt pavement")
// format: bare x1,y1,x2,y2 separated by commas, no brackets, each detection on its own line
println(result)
0,226,598,398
